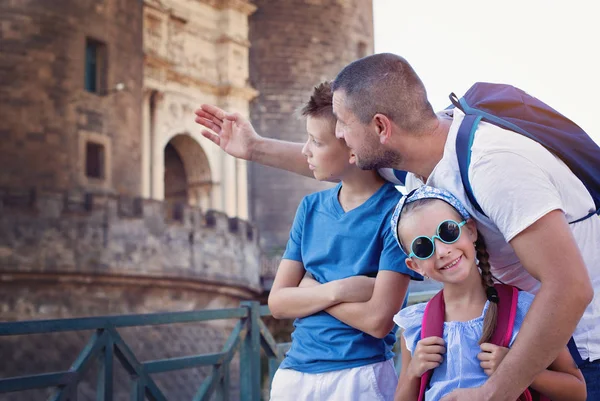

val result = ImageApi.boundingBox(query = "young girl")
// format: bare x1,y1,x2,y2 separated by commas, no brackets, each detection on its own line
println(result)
390,186,586,401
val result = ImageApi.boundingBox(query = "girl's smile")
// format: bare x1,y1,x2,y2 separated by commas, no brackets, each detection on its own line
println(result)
439,255,462,271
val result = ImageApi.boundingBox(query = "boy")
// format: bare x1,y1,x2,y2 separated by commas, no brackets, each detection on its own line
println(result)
266,82,422,401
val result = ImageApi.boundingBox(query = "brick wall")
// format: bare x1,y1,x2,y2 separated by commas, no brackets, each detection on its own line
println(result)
248,0,374,252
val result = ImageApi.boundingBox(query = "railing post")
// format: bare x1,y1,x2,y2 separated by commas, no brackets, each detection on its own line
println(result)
97,330,114,401
240,301,261,401
215,366,230,401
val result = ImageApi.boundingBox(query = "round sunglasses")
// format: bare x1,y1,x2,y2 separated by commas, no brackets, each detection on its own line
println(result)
407,220,467,260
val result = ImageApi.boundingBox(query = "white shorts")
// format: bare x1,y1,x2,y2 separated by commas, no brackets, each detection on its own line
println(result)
270,359,397,401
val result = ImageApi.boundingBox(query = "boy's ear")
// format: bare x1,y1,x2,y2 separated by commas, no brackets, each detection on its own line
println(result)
405,257,423,276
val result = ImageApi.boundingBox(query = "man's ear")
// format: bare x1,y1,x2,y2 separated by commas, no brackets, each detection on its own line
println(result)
405,257,423,276
373,113,393,145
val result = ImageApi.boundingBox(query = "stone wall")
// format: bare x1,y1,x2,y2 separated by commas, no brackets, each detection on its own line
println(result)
0,187,261,292
0,0,144,197
0,186,261,400
248,0,375,251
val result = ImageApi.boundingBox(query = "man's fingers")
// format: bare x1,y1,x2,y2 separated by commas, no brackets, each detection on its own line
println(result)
194,109,221,122
197,104,227,120
195,117,222,133
195,108,225,130
201,130,220,146
223,112,240,122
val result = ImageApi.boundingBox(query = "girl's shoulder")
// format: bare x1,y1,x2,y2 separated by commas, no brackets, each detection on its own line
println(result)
394,303,427,354
393,302,427,329
517,289,535,305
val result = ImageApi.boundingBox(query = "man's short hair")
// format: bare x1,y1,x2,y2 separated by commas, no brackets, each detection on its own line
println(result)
332,53,435,131
300,81,334,119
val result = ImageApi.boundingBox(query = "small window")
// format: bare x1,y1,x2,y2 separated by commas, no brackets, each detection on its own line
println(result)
85,38,107,93
85,141,105,179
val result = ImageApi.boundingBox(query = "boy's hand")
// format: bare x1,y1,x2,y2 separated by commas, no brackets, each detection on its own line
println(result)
478,343,509,376
194,104,260,161
408,336,446,379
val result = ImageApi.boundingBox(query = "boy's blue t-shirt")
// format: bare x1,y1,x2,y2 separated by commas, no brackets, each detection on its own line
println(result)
279,182,422,373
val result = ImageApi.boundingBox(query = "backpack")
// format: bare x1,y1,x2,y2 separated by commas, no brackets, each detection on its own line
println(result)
448,82,600,224
418,284,549,401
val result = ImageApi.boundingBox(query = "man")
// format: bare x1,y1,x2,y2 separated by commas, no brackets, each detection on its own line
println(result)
195,53,598,401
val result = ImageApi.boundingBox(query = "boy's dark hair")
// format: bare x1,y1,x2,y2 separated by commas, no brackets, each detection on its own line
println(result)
300,81,334,119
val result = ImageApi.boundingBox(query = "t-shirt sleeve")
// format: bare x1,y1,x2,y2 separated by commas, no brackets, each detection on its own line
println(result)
469,151,564,242
379,212,423,281
282,198,306,262
508,290,535,347
394,303,427,354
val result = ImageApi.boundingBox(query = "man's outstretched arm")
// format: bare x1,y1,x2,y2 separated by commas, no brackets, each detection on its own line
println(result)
194,104,311,177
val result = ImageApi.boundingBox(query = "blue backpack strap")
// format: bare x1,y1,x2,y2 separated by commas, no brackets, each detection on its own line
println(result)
451,83,600,223
455,113,485,216
393,169,408,186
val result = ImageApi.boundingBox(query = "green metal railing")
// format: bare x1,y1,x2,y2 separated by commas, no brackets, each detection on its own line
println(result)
0,291,436,400
0,301,283,401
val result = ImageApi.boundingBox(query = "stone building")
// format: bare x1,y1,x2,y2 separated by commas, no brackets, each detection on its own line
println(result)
0,0,374,398
143,0,258,218
249,0,375,253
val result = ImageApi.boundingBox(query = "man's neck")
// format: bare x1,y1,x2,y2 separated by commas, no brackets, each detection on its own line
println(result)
403,116,452,181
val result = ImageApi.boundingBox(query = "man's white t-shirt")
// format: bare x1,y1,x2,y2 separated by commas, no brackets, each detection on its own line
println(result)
395,108,600,361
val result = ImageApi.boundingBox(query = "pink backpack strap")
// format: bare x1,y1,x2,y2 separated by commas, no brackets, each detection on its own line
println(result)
489,285,550,401
418,290,445,401
489,284,519,347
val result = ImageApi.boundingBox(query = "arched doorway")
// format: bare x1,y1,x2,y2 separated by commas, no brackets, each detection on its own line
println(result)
163,134,212,209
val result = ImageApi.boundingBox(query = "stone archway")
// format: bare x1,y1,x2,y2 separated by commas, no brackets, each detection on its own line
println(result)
163,134,212,209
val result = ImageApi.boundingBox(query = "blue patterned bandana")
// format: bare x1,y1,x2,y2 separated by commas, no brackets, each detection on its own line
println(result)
390,185,471,253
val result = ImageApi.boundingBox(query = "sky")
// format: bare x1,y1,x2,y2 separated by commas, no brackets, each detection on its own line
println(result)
373,0,600,144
